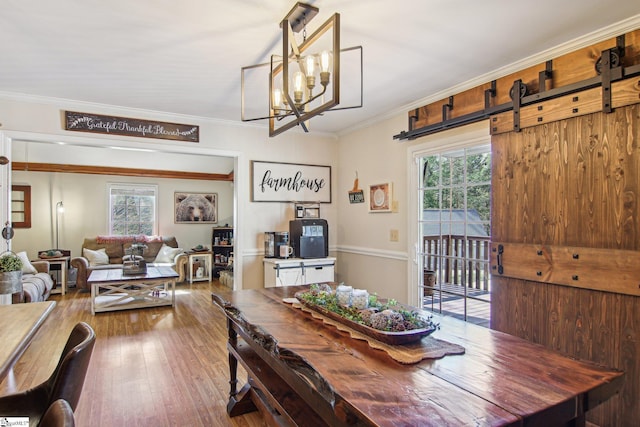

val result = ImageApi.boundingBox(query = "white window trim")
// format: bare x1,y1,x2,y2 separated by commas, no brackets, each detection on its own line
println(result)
405,121,490,307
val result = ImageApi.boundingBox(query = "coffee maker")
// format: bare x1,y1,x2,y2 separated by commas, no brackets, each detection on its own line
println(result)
264,231,291,259
289,219,328,258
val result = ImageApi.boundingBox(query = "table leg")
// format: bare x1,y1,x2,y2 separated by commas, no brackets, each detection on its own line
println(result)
225,319,257,416
170,280,175,306
91,283,96,315
228,319,239,399
60,262,67,296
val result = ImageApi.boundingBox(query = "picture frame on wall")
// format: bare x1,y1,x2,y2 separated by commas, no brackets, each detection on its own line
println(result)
251,160,331,203
369,182,392,212
174,192,218,223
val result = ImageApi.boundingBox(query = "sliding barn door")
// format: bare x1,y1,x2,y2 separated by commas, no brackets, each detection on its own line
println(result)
490,104,640,425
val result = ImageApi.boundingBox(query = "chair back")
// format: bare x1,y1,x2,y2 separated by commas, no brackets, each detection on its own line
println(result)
46,322,96,411
38,399,75,427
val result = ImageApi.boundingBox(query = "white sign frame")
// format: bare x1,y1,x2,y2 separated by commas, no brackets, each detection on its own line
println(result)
251,161,331,203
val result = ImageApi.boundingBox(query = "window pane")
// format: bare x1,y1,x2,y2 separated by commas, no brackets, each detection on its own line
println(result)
467,152,491,183
423,189,440,209
422,156,440,188
126,223,141,235
468,184,491,222
140,205,154,222
450,155,465,185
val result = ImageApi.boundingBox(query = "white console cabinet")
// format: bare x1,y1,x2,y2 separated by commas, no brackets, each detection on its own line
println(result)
264,257,336,288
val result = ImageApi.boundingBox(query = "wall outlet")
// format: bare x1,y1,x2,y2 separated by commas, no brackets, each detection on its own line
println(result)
390,229,399,242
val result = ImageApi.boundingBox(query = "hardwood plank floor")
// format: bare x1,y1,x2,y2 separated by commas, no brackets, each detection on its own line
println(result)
0,281,265,427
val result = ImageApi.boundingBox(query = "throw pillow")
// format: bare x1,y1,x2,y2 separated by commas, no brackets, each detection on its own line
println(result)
153,245,183,263
83,248,109,266
17,251,38,274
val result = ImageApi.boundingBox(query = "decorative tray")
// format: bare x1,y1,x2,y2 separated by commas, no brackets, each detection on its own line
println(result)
38,251,64,259
294,290,437,345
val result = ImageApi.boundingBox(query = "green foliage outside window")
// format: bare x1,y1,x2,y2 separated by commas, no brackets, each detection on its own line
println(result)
421,149,491,233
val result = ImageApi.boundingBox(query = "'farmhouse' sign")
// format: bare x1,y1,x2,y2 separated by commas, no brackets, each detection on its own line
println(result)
251,161,331,203
64,111,200,142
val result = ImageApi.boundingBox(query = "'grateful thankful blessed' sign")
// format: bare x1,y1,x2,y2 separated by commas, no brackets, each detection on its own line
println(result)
251,161,331,203
64,111,199,142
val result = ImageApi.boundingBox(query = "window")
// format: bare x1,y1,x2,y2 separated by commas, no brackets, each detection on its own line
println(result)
418,145,491,327
108,184,158,235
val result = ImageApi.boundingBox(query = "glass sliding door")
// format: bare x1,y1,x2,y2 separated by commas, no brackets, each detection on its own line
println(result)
418,144,491,327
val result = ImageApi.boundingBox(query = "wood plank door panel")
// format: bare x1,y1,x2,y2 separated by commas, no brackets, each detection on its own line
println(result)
490,103,640,425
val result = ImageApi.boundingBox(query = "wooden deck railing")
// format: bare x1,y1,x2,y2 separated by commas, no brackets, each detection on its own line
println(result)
422,235,491,292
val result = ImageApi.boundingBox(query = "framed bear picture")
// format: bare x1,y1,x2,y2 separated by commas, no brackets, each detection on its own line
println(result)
174,192,218,224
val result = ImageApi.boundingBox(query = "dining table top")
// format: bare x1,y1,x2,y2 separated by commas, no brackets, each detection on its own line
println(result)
213,285,625,426
0,301,56,382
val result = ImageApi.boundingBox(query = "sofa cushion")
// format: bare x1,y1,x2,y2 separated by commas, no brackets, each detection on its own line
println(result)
83,248,109,266
17,251,38,274
154,245,184,263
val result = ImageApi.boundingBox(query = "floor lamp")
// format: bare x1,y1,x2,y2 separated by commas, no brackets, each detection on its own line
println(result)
55,201,64,250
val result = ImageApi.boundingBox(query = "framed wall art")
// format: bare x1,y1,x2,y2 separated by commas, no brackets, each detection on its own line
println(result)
369,182,393,212
251,160,331,203
174,192,218,223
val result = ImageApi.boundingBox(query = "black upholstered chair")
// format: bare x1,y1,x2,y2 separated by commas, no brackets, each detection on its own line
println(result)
38,399,76,427
0,322,95,427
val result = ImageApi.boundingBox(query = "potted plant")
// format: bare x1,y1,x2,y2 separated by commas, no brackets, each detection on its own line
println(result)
0,252,23,295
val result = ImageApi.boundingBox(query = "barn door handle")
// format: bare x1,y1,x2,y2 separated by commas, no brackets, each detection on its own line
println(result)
496,244,504,275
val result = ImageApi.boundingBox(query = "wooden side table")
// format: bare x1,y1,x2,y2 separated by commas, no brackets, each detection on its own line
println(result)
186,251,212,284
35,256,70,295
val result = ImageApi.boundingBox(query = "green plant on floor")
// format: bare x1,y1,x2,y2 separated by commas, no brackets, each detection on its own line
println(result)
0,252,23,272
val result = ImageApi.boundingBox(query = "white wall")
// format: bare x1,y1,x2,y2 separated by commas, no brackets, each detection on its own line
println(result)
0,96,338,290
336,114,410,301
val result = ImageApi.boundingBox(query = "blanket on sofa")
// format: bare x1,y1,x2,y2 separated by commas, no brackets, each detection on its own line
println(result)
22,272,54,303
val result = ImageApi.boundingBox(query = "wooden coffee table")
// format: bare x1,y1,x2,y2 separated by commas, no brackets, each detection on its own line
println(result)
88,266,179,315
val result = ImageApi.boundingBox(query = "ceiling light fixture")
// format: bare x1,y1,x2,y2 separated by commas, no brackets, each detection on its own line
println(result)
241,2,363,137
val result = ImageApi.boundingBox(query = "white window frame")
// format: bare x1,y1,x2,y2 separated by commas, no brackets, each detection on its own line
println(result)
108,183,159,236
406,121,490,308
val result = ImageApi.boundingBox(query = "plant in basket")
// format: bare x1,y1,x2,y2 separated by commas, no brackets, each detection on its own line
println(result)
0,252,24,294
296,283,440,345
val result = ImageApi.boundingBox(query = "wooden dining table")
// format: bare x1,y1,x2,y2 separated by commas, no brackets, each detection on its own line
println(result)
212,286,624,427
0,301,56,382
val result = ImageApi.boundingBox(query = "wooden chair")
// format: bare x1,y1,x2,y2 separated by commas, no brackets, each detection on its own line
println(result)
38,399,75,427
0,322,95,427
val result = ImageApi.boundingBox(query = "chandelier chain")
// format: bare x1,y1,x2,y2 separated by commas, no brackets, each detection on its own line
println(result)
302,15,307,41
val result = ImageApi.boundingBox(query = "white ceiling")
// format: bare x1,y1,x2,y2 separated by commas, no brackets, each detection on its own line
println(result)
1,0,640,137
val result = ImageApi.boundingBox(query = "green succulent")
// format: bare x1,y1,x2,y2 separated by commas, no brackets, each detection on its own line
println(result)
0,253,23,272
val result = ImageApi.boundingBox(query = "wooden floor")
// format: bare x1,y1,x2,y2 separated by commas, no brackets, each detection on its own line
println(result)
0,281,266,427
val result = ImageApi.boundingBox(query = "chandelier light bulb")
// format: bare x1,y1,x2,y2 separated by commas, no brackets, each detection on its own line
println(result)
319,50,331,86
293,71,305,104
320,50,331,73
273,88,283,113
305,55,316,77
304,55,316,90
